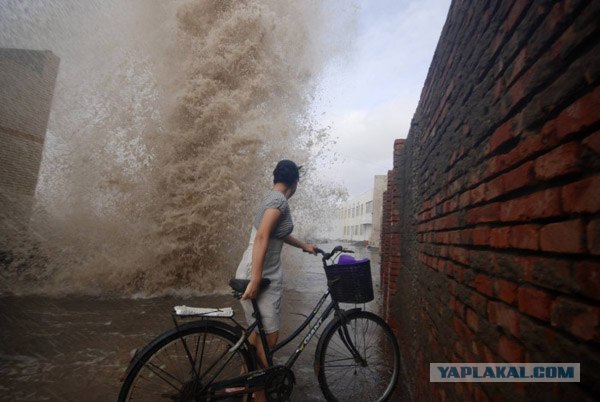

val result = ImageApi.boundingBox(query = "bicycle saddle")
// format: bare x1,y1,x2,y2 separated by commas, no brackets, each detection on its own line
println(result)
229,278,271,294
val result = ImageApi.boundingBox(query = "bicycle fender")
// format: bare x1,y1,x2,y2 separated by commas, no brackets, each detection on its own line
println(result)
122,319,248,380
313,307,362,376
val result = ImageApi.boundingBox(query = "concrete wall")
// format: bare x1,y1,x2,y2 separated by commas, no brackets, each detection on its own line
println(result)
380,1,599,401
369,174,387,248
0,49,59,231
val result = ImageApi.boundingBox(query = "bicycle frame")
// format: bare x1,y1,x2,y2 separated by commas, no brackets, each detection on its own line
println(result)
170,248,365,398
251,248,362,369
182,291,362,400
251,288,335,368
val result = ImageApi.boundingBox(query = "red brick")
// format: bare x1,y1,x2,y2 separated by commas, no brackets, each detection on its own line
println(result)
469,292,487,316
490,227,511,248
501,161,535,193
500,188,561,222
587,219,600,255
472,226,490,245
448,230,460,244
521,257,572,294
474,385,490,402
449,262,465,283
488,301,520,337
540,219,584,253
505,0,528,32
449,247,469,265
434,213,460,230
466,308,479,331
480,343,497,364
502,138,537,176
518,287,553,321
471,183,486,204
485,176,504,201
573,261,600,302
460,229,473,245
485,155,505,178
472,341,494,363
454,340,465,358
562,175,600,214
489,120,516,154
534,142,582,180
555,86,600,140
443,197,458,214
494,279,518,305
453,316,472,340
472,274,494,297
551,297,600,341
467,203,501,224
583,129,600,155
455,299,466,318
508,71,528,107
509,224,540,250
459,191,471,208
507,46,527,84
498,335,524,362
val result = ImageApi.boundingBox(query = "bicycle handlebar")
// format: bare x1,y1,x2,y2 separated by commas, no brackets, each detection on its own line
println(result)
315,245,354,262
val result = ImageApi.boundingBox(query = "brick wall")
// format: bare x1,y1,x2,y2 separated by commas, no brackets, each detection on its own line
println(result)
380,1,599,401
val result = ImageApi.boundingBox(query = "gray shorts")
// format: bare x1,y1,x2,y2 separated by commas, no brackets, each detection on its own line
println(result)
235,228,284,333
239,288,282,334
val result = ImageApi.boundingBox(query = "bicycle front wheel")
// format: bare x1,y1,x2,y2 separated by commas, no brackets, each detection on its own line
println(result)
315,311,400,401
119,321,254,402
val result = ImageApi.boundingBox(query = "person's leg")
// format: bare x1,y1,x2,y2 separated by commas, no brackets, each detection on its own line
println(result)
249,330,279,402
249,331,279,368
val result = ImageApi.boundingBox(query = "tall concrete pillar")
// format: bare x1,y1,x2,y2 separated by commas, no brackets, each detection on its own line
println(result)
0,48,59,233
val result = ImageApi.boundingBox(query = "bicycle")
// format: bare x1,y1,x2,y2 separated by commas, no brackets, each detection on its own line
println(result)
118,245,400,401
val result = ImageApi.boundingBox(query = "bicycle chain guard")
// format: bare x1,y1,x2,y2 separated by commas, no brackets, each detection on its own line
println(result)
265,365,295,402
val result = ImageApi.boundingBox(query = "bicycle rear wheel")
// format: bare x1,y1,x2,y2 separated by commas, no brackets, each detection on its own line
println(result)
119,321,254,401
315,311,400,401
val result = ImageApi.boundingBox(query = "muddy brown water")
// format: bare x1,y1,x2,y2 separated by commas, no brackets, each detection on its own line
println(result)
0,244,384,401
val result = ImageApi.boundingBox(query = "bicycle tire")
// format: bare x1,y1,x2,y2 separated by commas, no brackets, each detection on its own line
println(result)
119,321,255,402
315,311,400,402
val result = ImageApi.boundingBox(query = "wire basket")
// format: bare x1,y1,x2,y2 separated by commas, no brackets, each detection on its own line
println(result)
324,260,374,304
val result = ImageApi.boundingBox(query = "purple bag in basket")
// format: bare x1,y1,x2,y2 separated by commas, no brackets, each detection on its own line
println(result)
338,254,369,265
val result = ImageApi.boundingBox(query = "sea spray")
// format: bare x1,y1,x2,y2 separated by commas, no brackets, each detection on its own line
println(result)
0,0,351,296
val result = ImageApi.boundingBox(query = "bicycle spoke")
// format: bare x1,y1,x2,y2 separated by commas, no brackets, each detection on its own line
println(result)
120,326,252,402
146,361,184,391
317,313,399,402
194,331,206,374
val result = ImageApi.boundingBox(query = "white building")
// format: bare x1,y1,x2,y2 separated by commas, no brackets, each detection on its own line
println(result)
334,175,387,247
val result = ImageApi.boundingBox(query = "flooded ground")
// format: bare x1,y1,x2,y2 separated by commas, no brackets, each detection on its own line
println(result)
0,243,383,401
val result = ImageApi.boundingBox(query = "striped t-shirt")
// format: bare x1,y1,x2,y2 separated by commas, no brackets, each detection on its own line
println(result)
253,190,294,239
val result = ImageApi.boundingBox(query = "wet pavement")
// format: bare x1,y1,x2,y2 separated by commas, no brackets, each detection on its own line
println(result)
0,243,383,401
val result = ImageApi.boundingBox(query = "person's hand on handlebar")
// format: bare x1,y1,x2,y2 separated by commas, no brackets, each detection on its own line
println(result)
302,243,318,255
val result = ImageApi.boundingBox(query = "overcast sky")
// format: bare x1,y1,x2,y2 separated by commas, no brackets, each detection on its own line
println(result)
315,0,451,197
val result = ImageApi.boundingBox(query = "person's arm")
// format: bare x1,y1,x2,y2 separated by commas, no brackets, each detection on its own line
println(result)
284,234,318,255
241,208,281,300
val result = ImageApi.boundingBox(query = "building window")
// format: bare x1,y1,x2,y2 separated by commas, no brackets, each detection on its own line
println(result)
366,201,372,213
